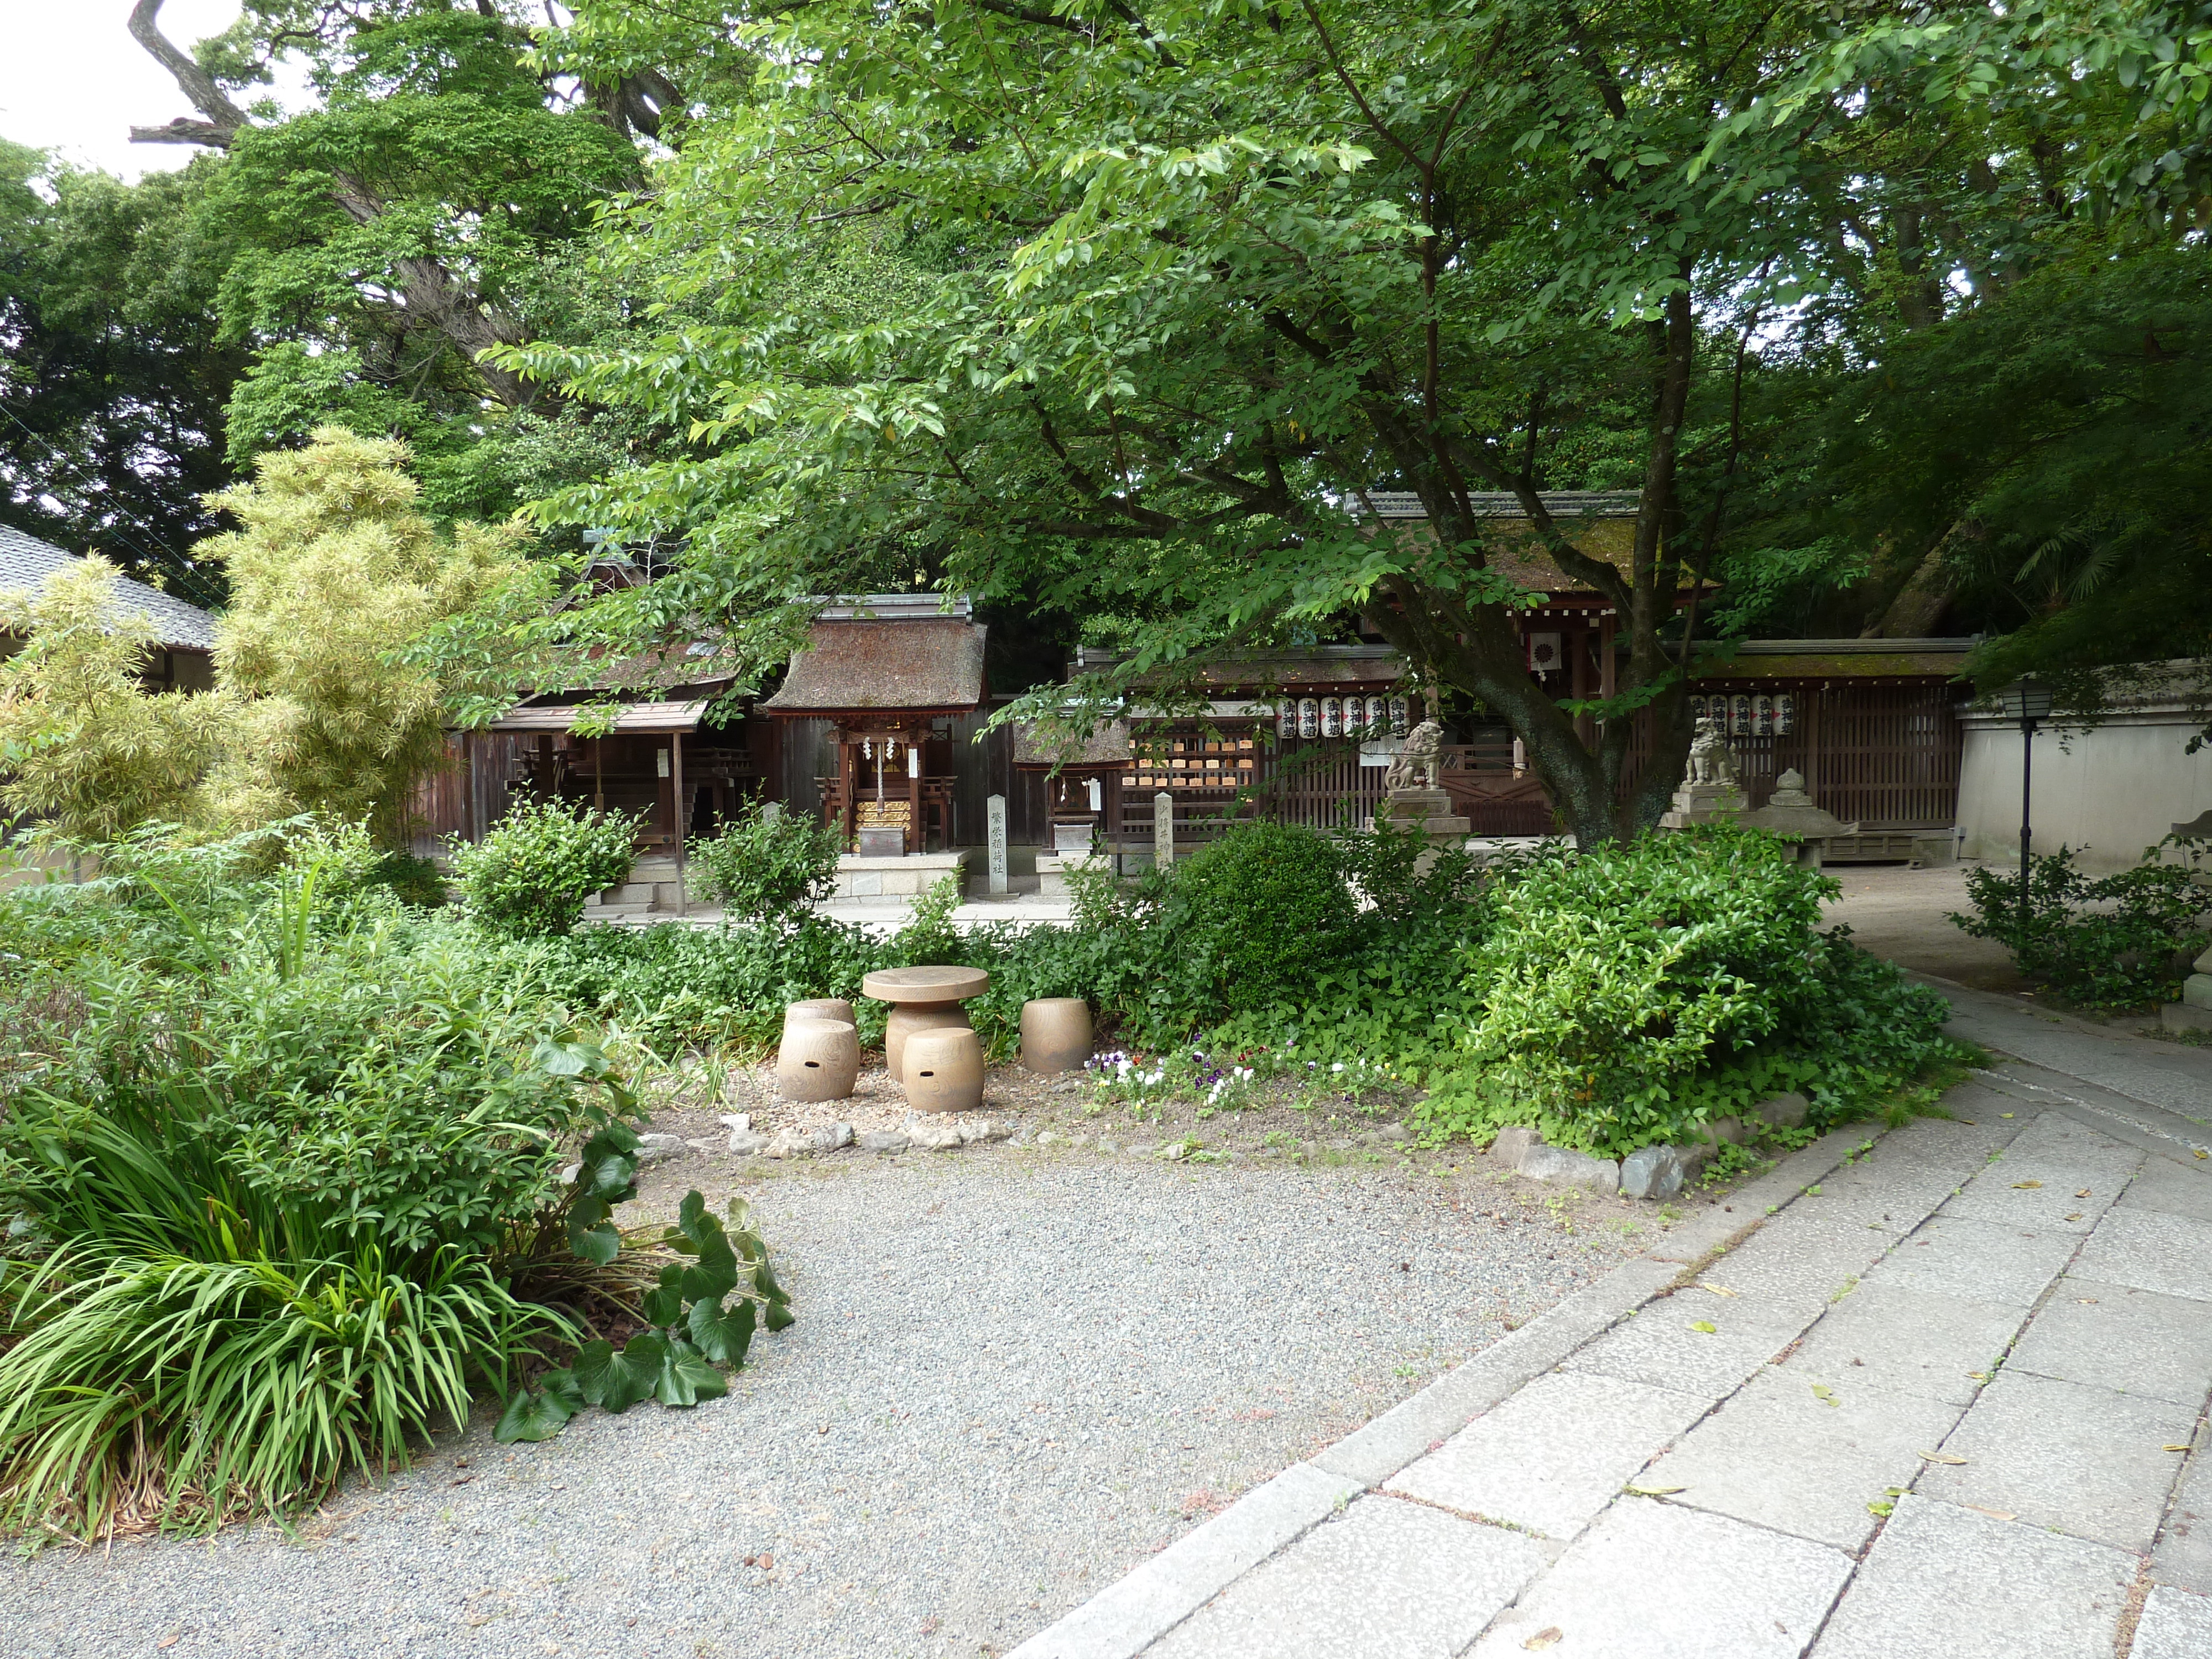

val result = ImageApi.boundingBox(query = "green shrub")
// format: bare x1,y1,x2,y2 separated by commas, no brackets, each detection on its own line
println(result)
686,806,842,920
492,911,894,1054
1423,828,1958,1155
451,798,638,938
1953,841,2210,1010
1156,821,1358,1013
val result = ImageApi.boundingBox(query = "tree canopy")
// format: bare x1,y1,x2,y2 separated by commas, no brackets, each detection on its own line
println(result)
485,0,2203,837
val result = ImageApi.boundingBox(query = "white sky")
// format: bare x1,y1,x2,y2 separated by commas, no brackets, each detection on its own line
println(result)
0,1,302,180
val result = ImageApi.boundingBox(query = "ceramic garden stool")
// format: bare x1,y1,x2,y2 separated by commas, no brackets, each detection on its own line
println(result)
1020,998,1093,1074
784,997,855,1031
861,964,990,1079
902,1026,987,1114
776,1016,860,1103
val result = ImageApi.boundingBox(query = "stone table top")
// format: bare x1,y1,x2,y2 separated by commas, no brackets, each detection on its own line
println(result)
860,964,990,1005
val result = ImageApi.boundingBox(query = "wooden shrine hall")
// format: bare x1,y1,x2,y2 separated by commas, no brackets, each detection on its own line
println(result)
760,596,989,856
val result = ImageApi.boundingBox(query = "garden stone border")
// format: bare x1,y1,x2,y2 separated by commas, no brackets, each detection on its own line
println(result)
1004,1123,1877,1659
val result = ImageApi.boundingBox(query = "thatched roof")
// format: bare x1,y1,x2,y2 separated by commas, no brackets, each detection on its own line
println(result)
762,618,988,716
1012,719,1132,769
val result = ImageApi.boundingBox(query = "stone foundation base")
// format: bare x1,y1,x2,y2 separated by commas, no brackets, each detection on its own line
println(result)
832,850,973,900
1036,851,1109,900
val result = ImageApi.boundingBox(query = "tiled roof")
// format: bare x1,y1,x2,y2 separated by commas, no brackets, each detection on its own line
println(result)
0,524,217,651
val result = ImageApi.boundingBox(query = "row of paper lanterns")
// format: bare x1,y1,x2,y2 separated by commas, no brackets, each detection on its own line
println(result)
1275,696,1413,741
1690,692,1798,738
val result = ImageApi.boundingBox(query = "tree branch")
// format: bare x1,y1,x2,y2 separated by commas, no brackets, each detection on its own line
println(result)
128,0,248,149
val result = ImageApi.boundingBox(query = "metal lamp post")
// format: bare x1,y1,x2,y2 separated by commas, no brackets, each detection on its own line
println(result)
1995,676,2055,924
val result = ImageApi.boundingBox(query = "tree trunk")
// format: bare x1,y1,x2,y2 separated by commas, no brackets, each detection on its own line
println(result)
129,0,536,412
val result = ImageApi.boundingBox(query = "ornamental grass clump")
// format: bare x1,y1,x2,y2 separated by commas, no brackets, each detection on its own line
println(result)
0,842,792,1543
1425,828,1957,1156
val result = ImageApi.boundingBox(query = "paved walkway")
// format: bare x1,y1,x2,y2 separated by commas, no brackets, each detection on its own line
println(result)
1012,1001,2212,1659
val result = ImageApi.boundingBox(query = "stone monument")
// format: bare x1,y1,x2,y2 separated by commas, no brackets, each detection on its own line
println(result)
985,793,1009,895
1373,719,1471,844
1658,714,1746,829
1154,790,1175,871
2165,942,2212,1034
1738,766,1851,865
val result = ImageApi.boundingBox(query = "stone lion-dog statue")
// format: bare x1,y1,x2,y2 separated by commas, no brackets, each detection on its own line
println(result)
1385,719,1444,792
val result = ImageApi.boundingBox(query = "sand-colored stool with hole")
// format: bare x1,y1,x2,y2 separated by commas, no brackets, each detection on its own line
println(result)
776,1016,859,1102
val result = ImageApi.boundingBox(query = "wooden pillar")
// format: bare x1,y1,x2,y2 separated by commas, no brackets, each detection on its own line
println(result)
464,731,480,843
838,736,857,848
671,728,688,919
906,727,922,854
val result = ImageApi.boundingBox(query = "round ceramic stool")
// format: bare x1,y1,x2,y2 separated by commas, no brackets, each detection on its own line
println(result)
776,1017,859,1102
784,997,856,1031
903,1027,986,1114
1020,998,1093,1074
861,964,990,1078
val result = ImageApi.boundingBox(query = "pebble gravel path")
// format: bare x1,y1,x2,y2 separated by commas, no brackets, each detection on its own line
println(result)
2,1147,1652,1659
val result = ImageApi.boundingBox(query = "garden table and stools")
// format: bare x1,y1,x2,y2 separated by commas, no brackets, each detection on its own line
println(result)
862,965,989,1082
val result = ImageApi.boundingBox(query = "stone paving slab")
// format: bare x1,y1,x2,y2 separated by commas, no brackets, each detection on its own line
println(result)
1142,1495,1547,1659
1696,1218,1895,1311
1006,1462,1361,1659
1383,1371,1708,1541
1867,1093,2026,1149
1656,1277,1832,1346
2010,1278,2212,1407
1781,1282,2027,1407
1944,1115,2143,1235
1782,1165,1966,1235
1641,1367,1963,1551
2133,1584,2212,1658
2153,1442,2212,1597
1808,1494,2136,1659
1467,1497,1853,1659
1859,1212,2080,1307
2073,1206,2212,1303
1917,1369,2198,1553
1309,1259,1681,1491
1563,1306,1783,1403
2120,1157,2212,1225
1966,1058,2212,1168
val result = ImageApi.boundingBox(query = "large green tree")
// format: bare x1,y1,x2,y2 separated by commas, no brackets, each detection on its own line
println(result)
119,0,679,536
502,0,2180,842
0,142,241,602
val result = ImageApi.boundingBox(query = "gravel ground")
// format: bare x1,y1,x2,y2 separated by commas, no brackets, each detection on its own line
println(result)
0,1125,1671,1659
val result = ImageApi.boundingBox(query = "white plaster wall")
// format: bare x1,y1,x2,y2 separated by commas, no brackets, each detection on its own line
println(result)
1959,714,2212,873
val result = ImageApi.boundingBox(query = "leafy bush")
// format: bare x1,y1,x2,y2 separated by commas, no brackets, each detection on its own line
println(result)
1159,823,1357,1011
1953,841,2210,1010
686,806,842,920
1423,828,1959,1156
451,798,637,937
489,910,893,1053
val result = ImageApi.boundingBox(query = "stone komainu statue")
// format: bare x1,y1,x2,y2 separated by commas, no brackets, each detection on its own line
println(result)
1386,719,1444,791
1685,713,1739,789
